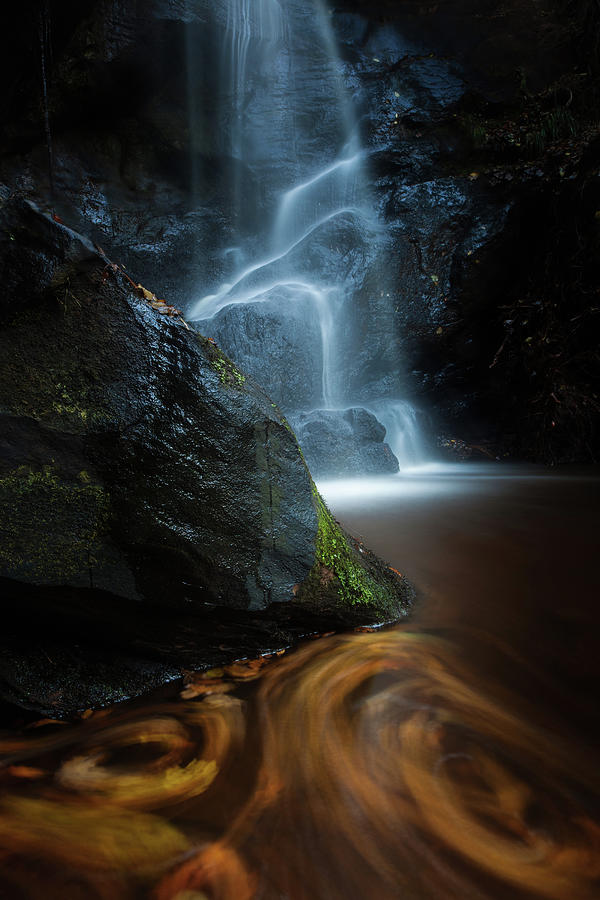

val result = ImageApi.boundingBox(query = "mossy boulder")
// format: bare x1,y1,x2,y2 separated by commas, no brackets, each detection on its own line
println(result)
0,196,413,713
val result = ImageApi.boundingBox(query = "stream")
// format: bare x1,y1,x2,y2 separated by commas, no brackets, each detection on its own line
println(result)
0,465,598,898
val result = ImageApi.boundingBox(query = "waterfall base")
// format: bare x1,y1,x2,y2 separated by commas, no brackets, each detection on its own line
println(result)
291,408,399,479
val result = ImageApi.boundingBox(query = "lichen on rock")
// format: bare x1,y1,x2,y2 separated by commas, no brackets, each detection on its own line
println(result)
0,465,109,583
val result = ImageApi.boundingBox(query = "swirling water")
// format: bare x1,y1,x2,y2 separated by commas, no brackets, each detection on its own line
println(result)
0,466,598,899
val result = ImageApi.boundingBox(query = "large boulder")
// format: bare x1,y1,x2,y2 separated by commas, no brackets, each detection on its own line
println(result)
207,290,325,411
0,196,413,714
291,408,399,478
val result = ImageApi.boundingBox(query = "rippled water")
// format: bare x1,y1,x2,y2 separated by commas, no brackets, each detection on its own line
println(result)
1,465,599,899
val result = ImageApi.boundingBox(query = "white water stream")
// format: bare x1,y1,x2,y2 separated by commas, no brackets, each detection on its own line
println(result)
189,0,429,469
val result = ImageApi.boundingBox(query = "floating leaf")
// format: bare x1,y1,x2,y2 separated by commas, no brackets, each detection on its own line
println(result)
6,766,46,780
25,719,68,730
180,682,234,700
57,754,217,807
0,796,189,872
224,659,268,682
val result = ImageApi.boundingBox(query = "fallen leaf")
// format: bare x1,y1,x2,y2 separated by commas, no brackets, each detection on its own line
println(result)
201,668,224,679
136,284,157,302
6,766,47,779
180,682,234,699
25,718,68,729
224,659,268,681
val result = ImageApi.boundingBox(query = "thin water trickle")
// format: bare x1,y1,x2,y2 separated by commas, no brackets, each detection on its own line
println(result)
38,0,54,196
272,152,365,251
221,0,284,219
368,399,431,469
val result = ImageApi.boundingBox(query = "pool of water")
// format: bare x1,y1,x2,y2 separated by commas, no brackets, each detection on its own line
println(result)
0,465,598,899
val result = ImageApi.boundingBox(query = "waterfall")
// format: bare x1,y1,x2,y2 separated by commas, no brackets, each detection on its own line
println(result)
221,0,284,221
367,401,429,470
188,0,428,472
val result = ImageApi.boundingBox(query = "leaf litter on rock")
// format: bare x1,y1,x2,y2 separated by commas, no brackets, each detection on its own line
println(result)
179,652,289,699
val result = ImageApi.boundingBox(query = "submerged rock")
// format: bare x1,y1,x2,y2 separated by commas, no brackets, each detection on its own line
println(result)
291,408,399,478
0,196,413,715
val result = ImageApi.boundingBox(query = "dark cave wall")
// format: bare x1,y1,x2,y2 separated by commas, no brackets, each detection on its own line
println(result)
1,0,598,462
334,0,600,461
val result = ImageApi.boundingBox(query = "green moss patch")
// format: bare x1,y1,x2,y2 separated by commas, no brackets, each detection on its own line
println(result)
305,486,405,615
0,466,110,583
200,337,246,388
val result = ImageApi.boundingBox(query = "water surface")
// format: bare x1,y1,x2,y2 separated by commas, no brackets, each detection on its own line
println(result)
0,465,598,899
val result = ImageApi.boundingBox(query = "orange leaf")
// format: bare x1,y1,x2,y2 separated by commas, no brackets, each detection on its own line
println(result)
6,766,46,780
25,718,68,729
224,658,268,681
180,681,234,700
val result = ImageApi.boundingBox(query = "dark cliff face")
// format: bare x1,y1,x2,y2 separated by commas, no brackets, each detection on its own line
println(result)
1,0,598,462
332,0,600,462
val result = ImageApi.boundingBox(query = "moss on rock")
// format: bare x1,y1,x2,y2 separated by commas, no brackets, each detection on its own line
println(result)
199,335,246,388
0,465,110,583
296,485,411,621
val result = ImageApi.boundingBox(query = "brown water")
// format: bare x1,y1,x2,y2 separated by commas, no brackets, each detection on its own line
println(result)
0,464,599,899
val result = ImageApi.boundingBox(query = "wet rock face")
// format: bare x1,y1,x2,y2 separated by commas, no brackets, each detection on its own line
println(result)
291,408,399,479
0,198,317,612
208,294,325,412
0,196,412,713
330,1,600,461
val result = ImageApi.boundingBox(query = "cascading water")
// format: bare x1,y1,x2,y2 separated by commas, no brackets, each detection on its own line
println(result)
367,401,429,470
188,0,428,472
